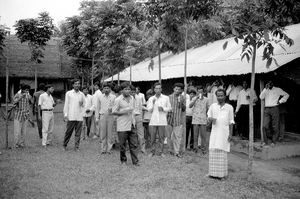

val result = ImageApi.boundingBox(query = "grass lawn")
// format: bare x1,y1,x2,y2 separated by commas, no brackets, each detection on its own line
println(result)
0,111,299,199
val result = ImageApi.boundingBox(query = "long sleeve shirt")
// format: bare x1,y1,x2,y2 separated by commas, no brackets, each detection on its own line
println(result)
92,89,102,114
13,92,31,122
95,93,116,120
147,94,172,126
226,85,242,101
259,87,289,107
167,94,186,127
63,89,85,121
236,89,258,113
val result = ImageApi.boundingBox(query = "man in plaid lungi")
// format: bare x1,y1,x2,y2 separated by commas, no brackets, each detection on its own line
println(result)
207,89,234,179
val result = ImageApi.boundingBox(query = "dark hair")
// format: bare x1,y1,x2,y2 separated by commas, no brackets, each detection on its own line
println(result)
136,86,141,91
20,83,27,90
131,85,136,91
38,83,46,91
94,81,100,87
113,85,121,93
102,82,111,89
173,83,184,89
196,85,204,90
45,84,53,90
71,79,80,85
146,89,154,96
82,86,88,91
189,89,197,95
120,82,131,90
153,82,162,89
215,88,226,96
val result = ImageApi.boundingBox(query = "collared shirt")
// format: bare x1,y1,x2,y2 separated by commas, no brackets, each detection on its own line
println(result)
38,92,55,110
209,85,224,105
96,93,116,118
167,94,185,127
63,89,85,121
259,87,289,107
13,92,31,122
143,99,152,121
83,94,94,117
236,89,258,112
147,94,172,126
112,95,135,132
208,103,234,152
226,85,242,101
33,90,45,112
136,93,146,105
186,94,193,116
191,96,209,125
133,94,143,115
92,89,103,113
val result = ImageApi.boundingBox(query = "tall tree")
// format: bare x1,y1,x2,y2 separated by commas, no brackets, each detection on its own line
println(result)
224,0,299,178
14,12,54,92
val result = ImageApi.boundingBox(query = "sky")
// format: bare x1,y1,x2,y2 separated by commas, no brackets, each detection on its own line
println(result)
0,0,82,33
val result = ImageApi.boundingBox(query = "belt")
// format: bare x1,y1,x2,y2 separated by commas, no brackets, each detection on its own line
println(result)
42,109,53,111
265,106,278,109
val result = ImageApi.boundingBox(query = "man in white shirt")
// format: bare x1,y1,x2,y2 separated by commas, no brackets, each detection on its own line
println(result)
63,79,85,151
207,89,234,179
226,81,242,111
235,81,257,139
147,82,172,157
92,82,102,139
259,80,289,145
136,87,146,105
185,90,194,150
82,86,94,140
38,84,56,147
96,83,116,154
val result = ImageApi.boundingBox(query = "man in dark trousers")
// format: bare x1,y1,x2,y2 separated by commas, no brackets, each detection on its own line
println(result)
112,82,139,166
33,83,45,139
63,79,85,151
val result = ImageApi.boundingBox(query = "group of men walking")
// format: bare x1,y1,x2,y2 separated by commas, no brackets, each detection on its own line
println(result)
11,78,289,179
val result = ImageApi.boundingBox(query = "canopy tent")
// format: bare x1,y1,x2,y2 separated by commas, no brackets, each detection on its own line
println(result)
105,23,300,82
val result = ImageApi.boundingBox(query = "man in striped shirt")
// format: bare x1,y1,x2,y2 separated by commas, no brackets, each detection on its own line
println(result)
13,84,33,148
167,83,186,158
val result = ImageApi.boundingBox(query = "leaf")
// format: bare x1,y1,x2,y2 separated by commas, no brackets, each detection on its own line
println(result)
234,37,238,44
223,41,228,50
266,58,272,68
232,28,238,36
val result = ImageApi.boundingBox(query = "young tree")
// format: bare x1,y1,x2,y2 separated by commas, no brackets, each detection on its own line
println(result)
14,12,54,92
224,0,299,178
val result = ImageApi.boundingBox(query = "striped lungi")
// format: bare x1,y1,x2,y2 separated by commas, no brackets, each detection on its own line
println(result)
209,149,228,178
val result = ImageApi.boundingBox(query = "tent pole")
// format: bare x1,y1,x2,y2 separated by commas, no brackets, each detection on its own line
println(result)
260,78,264,143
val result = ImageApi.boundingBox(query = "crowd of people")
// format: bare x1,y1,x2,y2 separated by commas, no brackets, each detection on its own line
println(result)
10,78,289,179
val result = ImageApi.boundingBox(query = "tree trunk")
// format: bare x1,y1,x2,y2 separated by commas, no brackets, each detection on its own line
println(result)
5,56,9,149
182,26,188,152
158,40,162,84
260,79,265,143
248,43,257,179
117,71,120,86
34,64,37,93
91,54,95,94
130,59,132,85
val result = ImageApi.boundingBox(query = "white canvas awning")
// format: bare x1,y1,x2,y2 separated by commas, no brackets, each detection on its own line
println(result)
105,23,300,82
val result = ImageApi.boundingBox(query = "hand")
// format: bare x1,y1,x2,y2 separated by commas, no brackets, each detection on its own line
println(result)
228,135,232,142
158,106,164,112
63,116,68,122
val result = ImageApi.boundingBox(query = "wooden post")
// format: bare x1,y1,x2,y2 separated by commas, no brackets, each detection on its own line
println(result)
260,79,265,143
117,71,120,86
158,40,162,84
182,26,188,153
5,56,9,149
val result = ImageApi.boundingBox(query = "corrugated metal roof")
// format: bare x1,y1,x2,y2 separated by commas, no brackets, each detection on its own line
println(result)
106,23,300,82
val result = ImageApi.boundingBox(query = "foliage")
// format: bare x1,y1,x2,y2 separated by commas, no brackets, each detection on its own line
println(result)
14,12,54,63
224,0,299,67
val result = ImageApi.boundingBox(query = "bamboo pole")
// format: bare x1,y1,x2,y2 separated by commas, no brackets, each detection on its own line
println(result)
158,40,162,84
182,26,188,153
91,54,95,94
130,59,132,85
